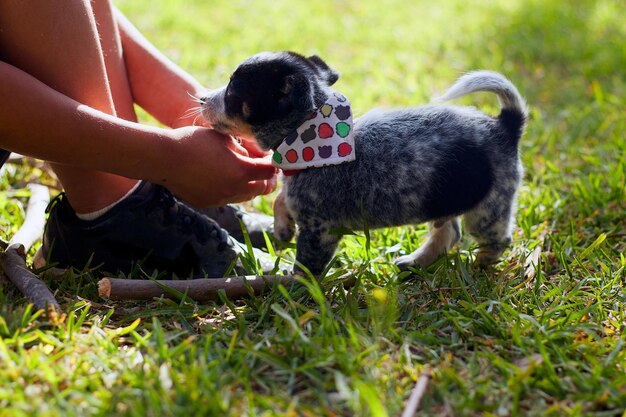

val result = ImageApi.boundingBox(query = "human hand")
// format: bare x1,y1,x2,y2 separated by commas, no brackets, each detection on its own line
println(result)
237,136,271,158
154,126,277,207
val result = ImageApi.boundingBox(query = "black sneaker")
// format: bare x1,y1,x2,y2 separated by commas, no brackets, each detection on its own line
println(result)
38,181,242,277
199,205,274,249
0,149,10,169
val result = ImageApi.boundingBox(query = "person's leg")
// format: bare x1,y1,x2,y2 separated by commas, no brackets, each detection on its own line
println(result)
0,0,278,276
0,0,138,213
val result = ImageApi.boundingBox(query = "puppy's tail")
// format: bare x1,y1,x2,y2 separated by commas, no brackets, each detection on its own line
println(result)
436,71,528,143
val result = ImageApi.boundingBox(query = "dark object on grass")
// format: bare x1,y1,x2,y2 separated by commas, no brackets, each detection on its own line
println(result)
198,204,274,250
41,181,239,277
0,149,9,168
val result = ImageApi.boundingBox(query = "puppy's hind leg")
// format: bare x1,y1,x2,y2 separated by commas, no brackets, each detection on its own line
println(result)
464,198,516,268
395,217,461,269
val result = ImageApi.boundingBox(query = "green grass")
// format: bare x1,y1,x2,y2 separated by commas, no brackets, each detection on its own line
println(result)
1,0,626,415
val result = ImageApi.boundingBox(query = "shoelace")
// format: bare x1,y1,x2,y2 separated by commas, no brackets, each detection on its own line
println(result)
45,192,65,214
152,186,231,251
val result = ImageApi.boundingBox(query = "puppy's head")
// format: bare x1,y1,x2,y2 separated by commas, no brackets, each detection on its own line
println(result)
200,51,339,150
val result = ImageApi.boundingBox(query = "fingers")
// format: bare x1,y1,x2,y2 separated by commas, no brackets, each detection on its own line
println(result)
200,153,276,205
262,176,278,194
240,138,270,158
169,127,279,205
230,162,277,202
226,137,250,157
240,154,277,181
227,136,271,159
231,178,277,203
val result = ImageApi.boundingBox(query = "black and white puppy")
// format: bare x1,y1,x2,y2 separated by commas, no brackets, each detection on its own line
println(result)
201,51,527,275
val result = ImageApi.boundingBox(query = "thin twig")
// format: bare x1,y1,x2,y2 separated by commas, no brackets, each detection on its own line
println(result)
0,183,62,318
99,270,361,302
523,227,548,280
98,275,298,301
401,370,431,417
512,225,550,291
9,183,50,249
0,244,60,312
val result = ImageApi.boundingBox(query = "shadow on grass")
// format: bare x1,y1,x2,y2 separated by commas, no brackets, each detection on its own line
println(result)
463,0,625,108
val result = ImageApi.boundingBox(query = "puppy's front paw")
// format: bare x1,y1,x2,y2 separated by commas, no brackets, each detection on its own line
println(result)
274,219,295,242
474,249,501,269
272,186,295,242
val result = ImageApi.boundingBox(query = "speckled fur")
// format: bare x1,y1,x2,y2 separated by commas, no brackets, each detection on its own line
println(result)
200,52,528,275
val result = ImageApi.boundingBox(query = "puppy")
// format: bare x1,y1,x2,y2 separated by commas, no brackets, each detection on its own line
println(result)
201,51,527,275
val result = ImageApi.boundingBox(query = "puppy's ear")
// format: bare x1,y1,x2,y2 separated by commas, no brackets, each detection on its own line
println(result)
307,55,340,85
281,73,314,112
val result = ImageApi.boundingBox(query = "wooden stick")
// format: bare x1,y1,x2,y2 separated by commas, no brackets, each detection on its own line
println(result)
401,370,431,417
9,183,50,250
99,274,299,301
0,243,60,312
0,183,62,318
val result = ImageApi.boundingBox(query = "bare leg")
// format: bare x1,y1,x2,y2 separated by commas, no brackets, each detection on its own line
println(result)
395,218,462,269
0,0,138,213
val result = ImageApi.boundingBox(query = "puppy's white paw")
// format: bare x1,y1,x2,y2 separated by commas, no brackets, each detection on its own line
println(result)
394,253,418,270
274,218,295,242
273,187,295,242
394,246,442,270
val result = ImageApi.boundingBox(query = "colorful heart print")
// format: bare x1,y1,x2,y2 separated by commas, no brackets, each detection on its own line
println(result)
284,130,298,146
302,147,314,161
335,105,351,121
318,123,334,139
338,142,353,157
272,91,356,171
285,149,298,163
318,145,332,159
320,104,333,118
301,124,317,143
334,93,347,102
336,122,351,138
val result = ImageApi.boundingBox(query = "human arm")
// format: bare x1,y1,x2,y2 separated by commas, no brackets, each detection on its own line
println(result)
0,60,275,207
115,9,269,157
115,8,206,129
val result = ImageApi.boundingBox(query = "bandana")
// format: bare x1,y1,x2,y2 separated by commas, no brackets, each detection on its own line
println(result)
272,92,356,175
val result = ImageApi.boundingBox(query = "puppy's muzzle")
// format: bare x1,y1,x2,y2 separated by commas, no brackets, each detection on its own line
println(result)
200,86,230,132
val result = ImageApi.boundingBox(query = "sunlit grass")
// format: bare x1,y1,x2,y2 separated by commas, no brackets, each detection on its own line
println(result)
1,0,625,415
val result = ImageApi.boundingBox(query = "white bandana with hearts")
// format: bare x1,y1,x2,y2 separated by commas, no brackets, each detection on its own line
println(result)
272,92,355,173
